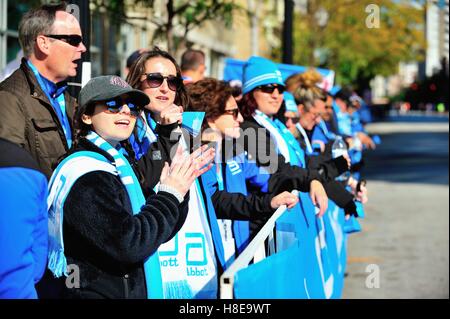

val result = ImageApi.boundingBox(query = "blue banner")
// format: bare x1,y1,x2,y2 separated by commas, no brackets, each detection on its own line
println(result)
233,240,308,298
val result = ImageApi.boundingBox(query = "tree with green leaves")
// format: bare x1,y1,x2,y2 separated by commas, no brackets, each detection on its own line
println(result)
93,0,241,54
291,0,425,90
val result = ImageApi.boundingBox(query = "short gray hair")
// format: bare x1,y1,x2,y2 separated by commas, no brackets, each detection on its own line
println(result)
18,2,67,57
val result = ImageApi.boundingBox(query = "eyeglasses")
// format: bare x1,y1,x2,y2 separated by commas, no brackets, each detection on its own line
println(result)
101,98,141,117
44,34,83,47
256,84,286,94
143,73,182,91
223,108,240,119
285,116,300,124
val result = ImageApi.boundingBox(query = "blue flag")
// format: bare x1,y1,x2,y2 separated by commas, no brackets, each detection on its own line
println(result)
182,112,205,136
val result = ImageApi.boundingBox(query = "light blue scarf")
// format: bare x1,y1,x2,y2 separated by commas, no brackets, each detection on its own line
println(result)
253,110,306,167
47,132,163,298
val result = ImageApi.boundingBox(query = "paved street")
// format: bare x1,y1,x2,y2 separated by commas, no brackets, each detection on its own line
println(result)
343,114,449,299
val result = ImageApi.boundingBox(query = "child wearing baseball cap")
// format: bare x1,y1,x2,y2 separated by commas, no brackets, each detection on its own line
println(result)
46,75,214,299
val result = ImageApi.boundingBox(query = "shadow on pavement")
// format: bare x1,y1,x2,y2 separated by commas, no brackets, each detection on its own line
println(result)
360,129,449,186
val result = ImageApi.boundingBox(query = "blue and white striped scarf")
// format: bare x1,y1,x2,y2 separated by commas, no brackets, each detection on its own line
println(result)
47,131,163,298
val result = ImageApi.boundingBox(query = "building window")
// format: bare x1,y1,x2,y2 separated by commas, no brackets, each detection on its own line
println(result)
1,0,40,70
90,11,124,77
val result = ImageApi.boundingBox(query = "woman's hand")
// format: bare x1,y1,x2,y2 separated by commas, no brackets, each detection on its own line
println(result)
348,177,368,204
355,183,368,204
309,180,328,217
158,104,183,125
160,144,214,197
270,191,299,210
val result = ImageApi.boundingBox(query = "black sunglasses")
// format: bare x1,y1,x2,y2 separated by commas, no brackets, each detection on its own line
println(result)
257,84,286,94
223,108,240,119
143,73,182,92
285,116,300,124
44,34,83,47
101,98,141,117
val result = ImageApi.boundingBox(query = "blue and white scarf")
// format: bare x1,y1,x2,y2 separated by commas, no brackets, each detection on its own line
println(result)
47,132,163,298
253,110,306,167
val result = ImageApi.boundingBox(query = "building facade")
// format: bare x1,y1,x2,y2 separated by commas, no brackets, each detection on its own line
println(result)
1,0,284,81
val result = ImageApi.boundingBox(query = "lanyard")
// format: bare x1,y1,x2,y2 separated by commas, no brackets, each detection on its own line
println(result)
146,112,158,132
216,164,225,192
273,119,306,167
320,120,336,140
141,112,157,143
253,110,291,163
296,123,313,154
213,140,225,191
319,120,329,137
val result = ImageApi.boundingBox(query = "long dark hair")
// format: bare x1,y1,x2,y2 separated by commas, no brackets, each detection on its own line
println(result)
126,47,189,111
72,101,95,150
239,91,259,119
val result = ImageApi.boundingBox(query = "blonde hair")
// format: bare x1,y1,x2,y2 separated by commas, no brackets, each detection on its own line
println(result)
289,69,326,111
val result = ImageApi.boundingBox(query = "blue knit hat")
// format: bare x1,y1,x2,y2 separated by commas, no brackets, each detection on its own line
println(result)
242,56,285,95
283,92,299,114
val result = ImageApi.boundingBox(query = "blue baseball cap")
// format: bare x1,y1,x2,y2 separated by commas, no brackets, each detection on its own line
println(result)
242,56,285,95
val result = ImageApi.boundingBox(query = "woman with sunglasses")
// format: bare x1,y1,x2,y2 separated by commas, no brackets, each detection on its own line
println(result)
126,47,185,154
46,76,214,299
238,57,328,214
286,73,367,206
284,74,367,297
285,70,334,153
126,48,234,299
186,78,299,269
125,47,194,195
238,56,355,298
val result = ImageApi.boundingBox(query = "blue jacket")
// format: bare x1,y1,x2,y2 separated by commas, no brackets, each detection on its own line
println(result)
0,138,48,299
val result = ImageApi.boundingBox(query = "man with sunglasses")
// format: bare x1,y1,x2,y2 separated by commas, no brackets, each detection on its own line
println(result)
0,2,86,180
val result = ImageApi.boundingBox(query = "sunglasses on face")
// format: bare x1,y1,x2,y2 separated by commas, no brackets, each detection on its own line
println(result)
256,84,286,94
286,116,300,124
44,34,83,47
143,73,182,91
102,98,141,117
223,108,240,119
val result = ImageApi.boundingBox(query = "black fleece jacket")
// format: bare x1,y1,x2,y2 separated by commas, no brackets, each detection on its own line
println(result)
136,122,181,194
295,127,357,215
239,118,350,189
61,139,187,299
239,118,321,192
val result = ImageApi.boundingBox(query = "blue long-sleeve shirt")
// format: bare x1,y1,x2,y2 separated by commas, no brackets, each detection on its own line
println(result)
0,139,48,299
